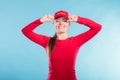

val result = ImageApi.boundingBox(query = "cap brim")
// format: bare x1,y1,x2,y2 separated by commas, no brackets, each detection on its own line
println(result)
54,16,68,19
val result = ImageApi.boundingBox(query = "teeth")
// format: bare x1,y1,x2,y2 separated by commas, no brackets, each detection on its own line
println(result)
60,26,64,29
59,25,64,29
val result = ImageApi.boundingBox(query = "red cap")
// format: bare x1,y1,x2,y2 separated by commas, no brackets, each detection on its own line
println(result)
54,10,69,19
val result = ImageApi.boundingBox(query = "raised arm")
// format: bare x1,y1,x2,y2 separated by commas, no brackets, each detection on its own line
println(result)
69,15,102,47
21,14,54,48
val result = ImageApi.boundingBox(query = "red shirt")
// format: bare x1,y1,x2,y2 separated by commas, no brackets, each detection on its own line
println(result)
22,16,101,80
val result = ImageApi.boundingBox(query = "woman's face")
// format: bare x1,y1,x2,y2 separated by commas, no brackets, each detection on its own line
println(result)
53,17,70,34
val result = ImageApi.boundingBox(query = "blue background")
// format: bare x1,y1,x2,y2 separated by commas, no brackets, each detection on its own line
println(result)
0,0,120,80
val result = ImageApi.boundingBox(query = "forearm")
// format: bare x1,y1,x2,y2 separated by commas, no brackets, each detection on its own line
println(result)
77,16,102,31
21,18,50,48
22,18,43,35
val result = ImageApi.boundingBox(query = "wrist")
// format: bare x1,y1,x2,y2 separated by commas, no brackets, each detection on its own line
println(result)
76,16,81,23
40,18,44,23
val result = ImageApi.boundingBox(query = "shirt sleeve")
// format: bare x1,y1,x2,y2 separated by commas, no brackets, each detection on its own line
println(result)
21,18,50,48
73,16,102,47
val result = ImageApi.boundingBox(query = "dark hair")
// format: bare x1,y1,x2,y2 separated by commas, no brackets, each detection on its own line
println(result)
48,34,57,56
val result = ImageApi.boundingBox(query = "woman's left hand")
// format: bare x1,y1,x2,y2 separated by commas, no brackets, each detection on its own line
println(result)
68,15,78,22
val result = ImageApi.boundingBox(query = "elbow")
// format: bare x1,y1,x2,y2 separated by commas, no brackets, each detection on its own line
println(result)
21,28,25,34
98,24,102,31
21,28,28,35
95,23,102,32
21,27,32,36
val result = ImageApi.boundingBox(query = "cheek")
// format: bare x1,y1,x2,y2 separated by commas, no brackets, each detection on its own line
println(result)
65,22,70,26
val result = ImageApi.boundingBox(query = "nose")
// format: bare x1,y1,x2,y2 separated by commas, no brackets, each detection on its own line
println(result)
59,21,63,25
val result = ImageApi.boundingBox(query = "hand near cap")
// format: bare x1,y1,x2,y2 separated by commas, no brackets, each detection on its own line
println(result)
40,14,54,23
68,15,78,22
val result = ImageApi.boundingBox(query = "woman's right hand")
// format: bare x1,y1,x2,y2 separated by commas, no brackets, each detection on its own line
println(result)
40,14,54,23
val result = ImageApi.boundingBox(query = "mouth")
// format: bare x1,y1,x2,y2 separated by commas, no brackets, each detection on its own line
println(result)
58,25,65,29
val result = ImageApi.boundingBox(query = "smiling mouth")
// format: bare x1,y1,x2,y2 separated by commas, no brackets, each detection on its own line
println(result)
58,25,65,29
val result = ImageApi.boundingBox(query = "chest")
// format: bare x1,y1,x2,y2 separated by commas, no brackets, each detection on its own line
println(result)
50,43,79,62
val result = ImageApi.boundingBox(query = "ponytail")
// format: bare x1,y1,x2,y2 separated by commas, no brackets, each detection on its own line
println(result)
48,34,57,56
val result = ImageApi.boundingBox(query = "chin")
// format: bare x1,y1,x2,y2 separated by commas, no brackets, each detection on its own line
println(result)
57,29,68,33
57,31,66,34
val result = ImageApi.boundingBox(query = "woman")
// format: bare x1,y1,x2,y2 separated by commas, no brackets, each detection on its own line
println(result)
21,10,102,80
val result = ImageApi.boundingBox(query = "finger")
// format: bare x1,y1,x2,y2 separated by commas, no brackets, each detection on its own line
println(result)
68,16,73,20
68,19,73,22
48,14,52,17
48,15,54,19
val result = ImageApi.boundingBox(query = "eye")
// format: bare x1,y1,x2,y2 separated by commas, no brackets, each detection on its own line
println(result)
64,20,67,22
55,20,59,22
63,19,68,22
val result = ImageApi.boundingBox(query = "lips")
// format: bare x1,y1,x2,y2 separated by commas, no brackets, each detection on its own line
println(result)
58,25,65,29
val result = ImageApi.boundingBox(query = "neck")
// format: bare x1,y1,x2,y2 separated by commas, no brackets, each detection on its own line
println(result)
56,32,68,40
